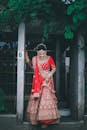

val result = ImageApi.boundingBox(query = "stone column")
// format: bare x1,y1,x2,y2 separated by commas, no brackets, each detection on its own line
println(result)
70,33,85,120
56,40,60,98
17,22,25,123
77,34,85,120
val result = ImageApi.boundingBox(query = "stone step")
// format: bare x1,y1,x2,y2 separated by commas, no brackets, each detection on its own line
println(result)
59,108,71,116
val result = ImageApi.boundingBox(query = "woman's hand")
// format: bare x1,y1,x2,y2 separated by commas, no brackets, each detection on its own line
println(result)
25,50,30,63
45,72,52,82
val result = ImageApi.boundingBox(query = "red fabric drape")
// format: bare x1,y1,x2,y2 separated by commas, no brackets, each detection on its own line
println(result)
32,56,44,98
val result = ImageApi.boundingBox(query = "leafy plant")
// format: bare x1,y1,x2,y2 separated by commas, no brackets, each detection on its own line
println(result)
0,0,87,39
64,0,87,39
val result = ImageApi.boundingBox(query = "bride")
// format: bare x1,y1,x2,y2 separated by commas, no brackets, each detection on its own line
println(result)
25,43,60,128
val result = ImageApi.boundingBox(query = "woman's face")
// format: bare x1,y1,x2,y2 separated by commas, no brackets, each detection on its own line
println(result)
37,49,47,57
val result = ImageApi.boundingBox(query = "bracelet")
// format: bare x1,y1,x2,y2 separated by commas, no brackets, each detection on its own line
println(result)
49,72,52,77
27,61,32,66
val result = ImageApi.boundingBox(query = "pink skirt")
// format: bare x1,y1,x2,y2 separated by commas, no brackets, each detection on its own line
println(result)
26,86,60,125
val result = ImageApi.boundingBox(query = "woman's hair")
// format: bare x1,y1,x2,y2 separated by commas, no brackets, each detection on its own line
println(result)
35,43,47,51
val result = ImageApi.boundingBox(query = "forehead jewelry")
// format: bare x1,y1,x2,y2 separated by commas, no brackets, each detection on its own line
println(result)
35,43,47,50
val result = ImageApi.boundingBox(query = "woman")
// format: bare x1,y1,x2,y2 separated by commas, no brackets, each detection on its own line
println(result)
25,43,60,128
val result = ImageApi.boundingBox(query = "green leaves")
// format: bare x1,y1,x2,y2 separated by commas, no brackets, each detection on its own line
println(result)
0,0,87,40
66,4,75,15
64,31,74,39
64,0,87,39
66,0,86,15
7,0,17,8
73,12,86,23
30,12,37,18
64,25,74,39
0,0,58,35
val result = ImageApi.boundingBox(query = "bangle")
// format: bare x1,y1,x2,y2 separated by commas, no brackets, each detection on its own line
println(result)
49,72,52,77
27,61,32,66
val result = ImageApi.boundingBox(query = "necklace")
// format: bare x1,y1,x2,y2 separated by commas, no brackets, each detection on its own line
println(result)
38,55,48,63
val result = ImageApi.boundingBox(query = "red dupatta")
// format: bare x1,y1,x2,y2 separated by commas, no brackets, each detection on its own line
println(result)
31,56,44,98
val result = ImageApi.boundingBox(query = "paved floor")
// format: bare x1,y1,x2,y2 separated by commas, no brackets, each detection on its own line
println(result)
0,115,87,130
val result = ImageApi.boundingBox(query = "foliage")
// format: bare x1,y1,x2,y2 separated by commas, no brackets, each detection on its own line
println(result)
0,0,87,39
0,0,61,39
64,0,87,39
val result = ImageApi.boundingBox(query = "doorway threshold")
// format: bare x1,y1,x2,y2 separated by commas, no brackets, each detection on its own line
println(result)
59,108,71,117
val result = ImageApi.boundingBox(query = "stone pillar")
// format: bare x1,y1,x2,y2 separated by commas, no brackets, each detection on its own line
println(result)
70,34,85,120
77,34,85,120
17,22,25,123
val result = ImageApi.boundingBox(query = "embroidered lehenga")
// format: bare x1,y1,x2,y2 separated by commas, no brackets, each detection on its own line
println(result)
26,56,60,125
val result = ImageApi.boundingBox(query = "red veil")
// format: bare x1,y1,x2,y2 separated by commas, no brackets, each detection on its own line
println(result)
31,56,44,98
